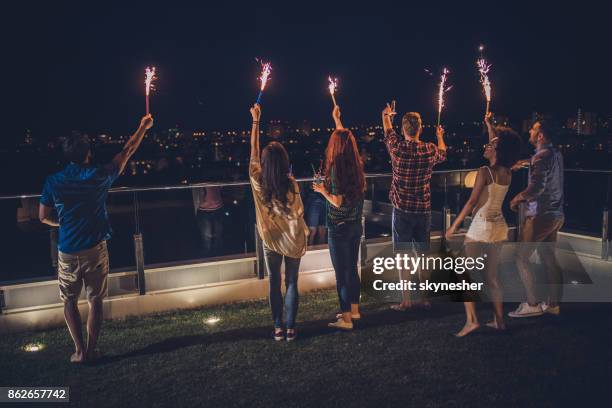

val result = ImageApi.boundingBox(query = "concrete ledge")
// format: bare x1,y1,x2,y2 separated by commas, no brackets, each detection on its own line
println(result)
0,268,337,334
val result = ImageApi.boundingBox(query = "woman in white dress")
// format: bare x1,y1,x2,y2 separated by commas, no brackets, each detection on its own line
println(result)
445,113,522,337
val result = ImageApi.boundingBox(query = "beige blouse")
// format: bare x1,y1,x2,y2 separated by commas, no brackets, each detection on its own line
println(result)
249,159,309,258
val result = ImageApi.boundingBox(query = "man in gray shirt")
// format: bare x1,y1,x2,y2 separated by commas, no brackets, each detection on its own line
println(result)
509,120,564,317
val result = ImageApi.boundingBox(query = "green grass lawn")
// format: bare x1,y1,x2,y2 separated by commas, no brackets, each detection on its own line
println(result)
1,289,610,407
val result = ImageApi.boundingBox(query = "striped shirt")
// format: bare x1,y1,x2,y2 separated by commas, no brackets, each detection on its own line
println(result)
384,129,446,213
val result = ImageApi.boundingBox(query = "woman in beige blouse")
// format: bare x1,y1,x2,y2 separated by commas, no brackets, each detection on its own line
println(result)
249,103,309,342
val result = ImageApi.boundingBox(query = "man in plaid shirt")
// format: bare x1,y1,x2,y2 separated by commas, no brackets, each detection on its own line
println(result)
382,103,447,310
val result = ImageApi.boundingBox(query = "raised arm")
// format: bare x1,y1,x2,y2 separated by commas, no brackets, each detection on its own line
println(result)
332,105,344,130
382,102,395,133
436,125,447,152
445,167,488,239
484,112,497,142
382,103,403,159
111,114,154,175
250,103,261,163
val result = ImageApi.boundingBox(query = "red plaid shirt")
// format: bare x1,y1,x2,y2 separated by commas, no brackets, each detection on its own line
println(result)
384,129,446,212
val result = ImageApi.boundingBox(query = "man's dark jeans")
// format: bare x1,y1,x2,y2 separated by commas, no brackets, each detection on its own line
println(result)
328,220,362,312
392,208,431,253
263,246,301,329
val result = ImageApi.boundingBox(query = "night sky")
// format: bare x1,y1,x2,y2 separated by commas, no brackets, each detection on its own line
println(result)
3,3,606,140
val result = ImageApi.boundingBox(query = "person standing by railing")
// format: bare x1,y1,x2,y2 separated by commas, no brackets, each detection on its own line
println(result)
509,120,565,317
249,103,308,342
381,103,447,311
445,113,522,336
38,114,154,363
312,105,366,330
193,186,224,258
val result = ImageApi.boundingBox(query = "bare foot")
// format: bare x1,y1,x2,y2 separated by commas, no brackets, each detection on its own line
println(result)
455,322,480,337
70,350,85,363
485,320,506,330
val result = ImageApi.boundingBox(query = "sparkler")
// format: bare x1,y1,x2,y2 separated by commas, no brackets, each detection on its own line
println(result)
477,57,492,115
436,67,452,127
328,76,338,107
256,60,272,104
144,66,157,115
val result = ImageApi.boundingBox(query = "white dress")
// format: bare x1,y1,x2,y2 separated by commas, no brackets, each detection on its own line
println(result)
465,166,509,243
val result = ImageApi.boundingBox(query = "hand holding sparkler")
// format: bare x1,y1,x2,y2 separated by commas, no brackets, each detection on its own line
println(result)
332,105,344,129
139,114,154,130
250,103,261,123
435,124,447,153
328,76,338,107
255,60,272,104
144,66,157,115
484,111,498,142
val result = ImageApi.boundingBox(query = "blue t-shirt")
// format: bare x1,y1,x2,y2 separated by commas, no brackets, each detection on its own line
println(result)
40,163,120,254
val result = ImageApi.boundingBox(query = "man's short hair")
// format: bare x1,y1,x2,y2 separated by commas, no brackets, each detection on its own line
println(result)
62,131,91,164
402,112,422,137
536,120,557,143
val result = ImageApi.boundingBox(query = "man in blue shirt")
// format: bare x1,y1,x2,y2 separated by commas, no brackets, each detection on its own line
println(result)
39,114,153,363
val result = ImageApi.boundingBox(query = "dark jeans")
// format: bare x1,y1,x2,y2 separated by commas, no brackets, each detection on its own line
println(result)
263,246,301,329
328,221,362,312
197,208,224,257
392,208,431,253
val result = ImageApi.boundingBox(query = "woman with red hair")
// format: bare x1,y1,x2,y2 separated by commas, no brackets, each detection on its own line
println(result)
313,105,366,330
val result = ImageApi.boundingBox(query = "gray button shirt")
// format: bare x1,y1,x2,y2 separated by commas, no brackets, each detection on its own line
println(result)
522,143,564,218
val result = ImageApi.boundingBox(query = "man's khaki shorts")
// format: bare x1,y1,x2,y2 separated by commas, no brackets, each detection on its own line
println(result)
58,241,109,302
521,214,565,243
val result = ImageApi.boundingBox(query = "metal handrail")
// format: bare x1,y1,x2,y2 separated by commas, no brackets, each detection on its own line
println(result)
1,167,610,201
0,169,479,200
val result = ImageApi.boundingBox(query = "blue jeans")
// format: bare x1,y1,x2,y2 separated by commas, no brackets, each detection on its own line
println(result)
392,208,431,253
197,208,224,257
263,246,301,329
328,221,362,312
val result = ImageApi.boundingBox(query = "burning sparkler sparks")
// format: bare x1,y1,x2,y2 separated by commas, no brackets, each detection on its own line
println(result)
144,66,157,115
328,76,338,106
256,60,272,104
436,67,452,127
477,57,492,115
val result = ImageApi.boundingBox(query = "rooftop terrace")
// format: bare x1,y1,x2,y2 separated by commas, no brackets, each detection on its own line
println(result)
1,289,610,407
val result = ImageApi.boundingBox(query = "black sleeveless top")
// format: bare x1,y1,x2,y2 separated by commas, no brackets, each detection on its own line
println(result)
326,168,364,227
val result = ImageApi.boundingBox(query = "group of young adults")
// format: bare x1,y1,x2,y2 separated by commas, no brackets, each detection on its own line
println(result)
39,97,564,361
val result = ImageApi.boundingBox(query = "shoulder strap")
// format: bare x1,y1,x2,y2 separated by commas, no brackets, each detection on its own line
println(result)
483,166,494,184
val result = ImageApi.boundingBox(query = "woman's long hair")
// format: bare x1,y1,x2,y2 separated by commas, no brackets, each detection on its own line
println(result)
260,141,296,215
324,129,366,206
494,127,523,169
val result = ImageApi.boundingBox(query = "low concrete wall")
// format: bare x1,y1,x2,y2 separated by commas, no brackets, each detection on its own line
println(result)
0,247,339,333
1,232,608,334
